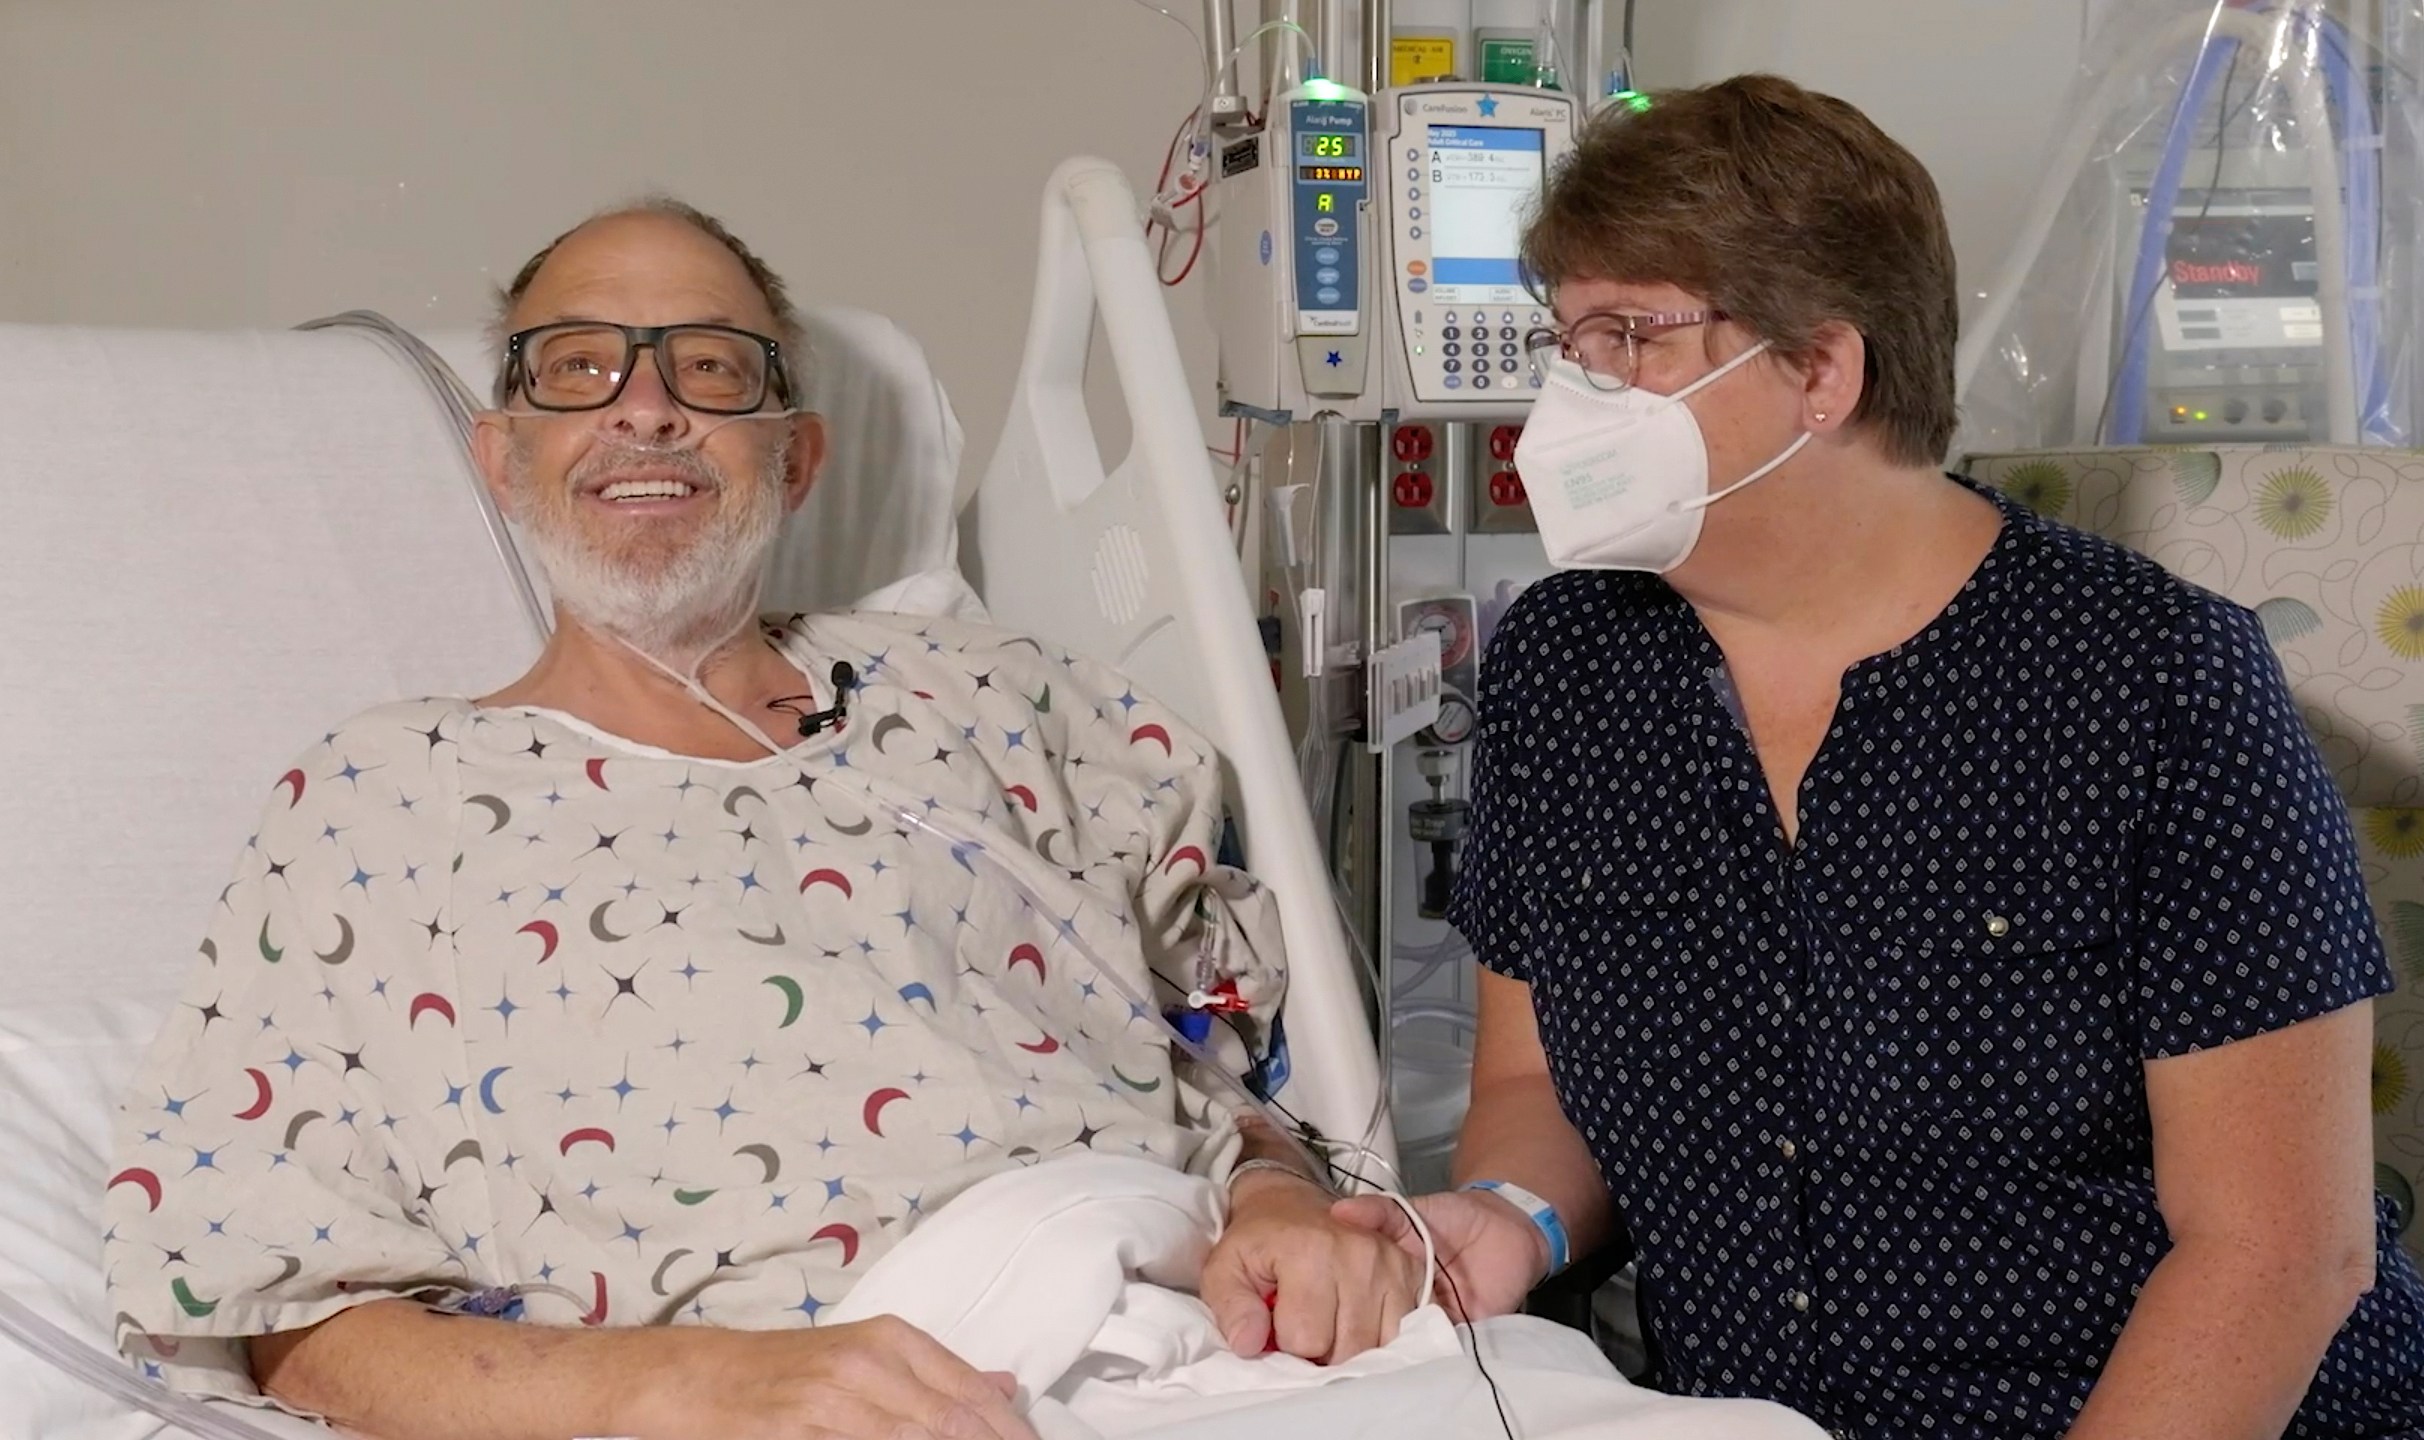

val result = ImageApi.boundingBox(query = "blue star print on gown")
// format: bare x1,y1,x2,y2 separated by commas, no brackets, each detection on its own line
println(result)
103,612,1284,1410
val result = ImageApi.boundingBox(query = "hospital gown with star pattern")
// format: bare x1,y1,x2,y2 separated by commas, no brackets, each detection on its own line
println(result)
101,611,1285,1407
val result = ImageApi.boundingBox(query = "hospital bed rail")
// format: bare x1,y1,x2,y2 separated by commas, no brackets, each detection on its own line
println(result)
970,157,1393,1178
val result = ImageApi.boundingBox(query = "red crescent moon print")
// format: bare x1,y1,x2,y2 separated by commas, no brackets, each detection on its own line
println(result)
862,1088,910,1136
107,1168,163,1212
516,919,560,962
559,1127,616,1155
810,1222,862,1266
233,1067,273,1121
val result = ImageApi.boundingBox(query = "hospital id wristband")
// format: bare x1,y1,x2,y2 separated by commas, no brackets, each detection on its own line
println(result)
1227,1157,1329,1194
1461,1179,1570,1278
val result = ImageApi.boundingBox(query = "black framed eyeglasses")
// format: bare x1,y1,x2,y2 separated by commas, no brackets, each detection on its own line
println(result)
1522,309,1729,392
503,322,793,416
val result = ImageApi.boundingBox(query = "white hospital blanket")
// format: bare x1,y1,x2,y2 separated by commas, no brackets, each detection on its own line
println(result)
833,1155,1831,1440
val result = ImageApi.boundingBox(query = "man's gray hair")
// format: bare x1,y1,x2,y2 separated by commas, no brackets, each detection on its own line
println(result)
486,196,811,407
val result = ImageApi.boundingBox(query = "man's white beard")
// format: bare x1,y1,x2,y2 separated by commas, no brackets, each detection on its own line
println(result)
511,434,791,671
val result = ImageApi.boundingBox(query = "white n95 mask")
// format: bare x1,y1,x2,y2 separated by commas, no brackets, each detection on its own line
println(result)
1513,342,1811,573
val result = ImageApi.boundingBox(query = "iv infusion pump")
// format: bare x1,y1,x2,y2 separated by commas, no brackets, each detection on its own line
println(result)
1217,82,1579,425
1377,85,1578,421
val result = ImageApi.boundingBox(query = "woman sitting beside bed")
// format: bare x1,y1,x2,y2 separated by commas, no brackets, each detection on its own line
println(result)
1325,74,2424,1440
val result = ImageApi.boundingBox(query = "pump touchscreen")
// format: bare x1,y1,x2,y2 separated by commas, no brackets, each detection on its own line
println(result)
1425,125,1544,305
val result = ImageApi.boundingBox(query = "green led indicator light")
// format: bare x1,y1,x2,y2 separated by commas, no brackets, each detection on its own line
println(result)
1300,78,1358,101
1614,89,1652,113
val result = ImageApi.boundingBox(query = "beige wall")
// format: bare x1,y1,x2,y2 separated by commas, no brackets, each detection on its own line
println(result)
1629,0,2088,325
0,1,2083,464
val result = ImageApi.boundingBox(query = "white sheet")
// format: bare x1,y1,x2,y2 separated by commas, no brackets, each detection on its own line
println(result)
832,1155,1830,1440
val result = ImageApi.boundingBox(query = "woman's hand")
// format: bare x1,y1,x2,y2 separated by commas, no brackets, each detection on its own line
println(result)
1198,1168,1425,1363
1329,1188,1549,1322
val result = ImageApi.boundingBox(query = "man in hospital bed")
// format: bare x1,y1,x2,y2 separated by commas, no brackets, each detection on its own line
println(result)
98,201,1425,1440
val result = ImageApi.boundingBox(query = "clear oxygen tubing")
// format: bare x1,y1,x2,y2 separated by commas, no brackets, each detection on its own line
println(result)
496,403,810,452
0,1288,309,1440
296,310,552,644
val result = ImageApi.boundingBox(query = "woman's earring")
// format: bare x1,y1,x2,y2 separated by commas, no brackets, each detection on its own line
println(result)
1813,411,1830,424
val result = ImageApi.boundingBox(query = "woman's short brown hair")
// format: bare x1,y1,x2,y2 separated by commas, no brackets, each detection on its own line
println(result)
1522,74,1958,466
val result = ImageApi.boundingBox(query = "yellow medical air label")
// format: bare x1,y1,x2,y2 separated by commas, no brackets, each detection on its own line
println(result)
1393,35,1458,87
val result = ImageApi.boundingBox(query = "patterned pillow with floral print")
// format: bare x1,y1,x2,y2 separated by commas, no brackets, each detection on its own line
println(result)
1965,447,2424,809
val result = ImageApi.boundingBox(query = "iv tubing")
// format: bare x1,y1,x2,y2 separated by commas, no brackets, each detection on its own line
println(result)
821,763,1342,1185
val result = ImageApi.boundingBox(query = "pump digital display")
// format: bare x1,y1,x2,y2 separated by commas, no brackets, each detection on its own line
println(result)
1300,132,1360,160
1299,165,1365,183
1425,125,1545,304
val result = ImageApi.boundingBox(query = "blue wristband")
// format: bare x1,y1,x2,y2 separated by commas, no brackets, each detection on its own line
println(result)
1461,1179,1570,1276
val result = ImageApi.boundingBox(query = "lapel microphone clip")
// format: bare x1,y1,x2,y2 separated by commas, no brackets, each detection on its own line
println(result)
771,661,857,739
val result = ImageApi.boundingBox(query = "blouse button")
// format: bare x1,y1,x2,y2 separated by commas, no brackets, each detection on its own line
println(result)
1985,914,2011,938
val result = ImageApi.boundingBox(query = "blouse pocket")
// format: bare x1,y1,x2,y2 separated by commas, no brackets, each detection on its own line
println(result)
1823,858,2134,1130
1536,895,1710,1084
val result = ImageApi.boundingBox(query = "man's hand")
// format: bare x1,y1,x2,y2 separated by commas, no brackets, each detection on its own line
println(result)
1199,1169,1424,1364
1329,1188,1547,1323
630,1315,1036,1440
250,1300,1039,1440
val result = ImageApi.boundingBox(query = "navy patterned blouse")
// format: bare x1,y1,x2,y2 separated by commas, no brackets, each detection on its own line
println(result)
1448,480,2424,1437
